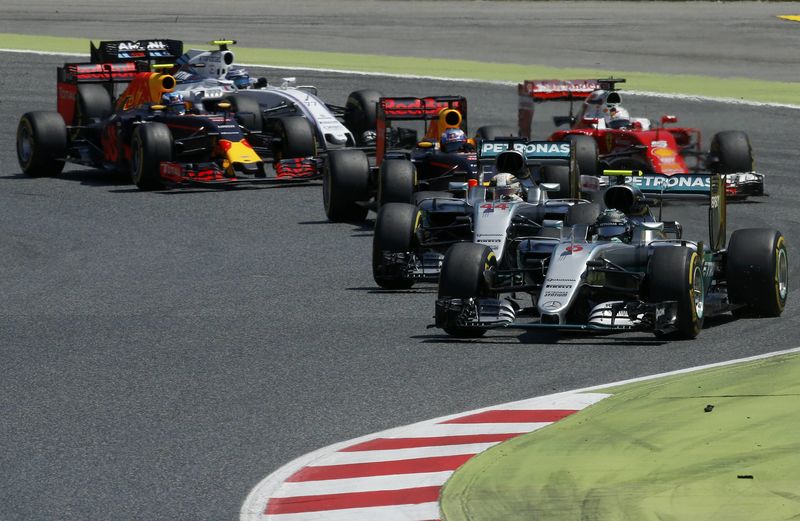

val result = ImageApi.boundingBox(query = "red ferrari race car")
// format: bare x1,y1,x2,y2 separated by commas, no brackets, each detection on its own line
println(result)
16,39,318,189
517,78,765,199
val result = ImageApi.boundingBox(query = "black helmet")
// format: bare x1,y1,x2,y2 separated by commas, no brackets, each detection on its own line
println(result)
596,209,632,243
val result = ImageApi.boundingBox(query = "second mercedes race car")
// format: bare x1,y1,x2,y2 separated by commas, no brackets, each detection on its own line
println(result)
372,139,599,288
517,78,765,199
435,173,788,339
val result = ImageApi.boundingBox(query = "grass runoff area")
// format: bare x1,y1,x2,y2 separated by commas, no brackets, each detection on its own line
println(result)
1,32,800,105
440,352,800,521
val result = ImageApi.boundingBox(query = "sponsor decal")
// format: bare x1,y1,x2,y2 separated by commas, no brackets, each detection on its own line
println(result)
481,142,570,158
652,147,675,158
541,300,562,310
651,140,668,148
160,162,183,178
545,283,573,289
480,203,510,212
626,175,710,191
565,245,584,253
544,291,569,297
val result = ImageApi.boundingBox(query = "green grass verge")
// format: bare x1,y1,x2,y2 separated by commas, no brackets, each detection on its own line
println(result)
440,352,800,521
2,32,800,105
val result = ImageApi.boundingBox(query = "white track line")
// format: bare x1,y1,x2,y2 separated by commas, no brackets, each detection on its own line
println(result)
270,471,453,498
306,442,499,466
2,48,799,110
263,502,440,521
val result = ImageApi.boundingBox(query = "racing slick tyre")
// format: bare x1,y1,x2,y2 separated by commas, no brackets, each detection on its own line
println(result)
564,202,600,226
437,243,497,338
541,165,573,199
377,160,415,207
727,228,788,318
324,149,370,222
474,125,516,141
226,93,264,132
709,131,753,174
373,203,419,289
273,117,316,159
344,89,382,146
17,111,67,177
131,122,173,190
647,246,704,339
73,84,113,139
564,134,599,177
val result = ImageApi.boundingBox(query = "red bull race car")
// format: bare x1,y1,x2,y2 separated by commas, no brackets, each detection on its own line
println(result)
16,39,318,189
517,78,765,199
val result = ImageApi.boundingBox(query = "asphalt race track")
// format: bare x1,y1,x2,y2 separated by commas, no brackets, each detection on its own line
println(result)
2,1,800,81
2,12,800,521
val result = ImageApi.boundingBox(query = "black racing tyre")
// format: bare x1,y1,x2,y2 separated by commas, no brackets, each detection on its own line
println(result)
16,111,67,176
226,93,264,132
541,165,572,199
564,134,599,177
710,130,753,174
273,116,316,159
73,84,113,139
564,202,600,226
372,203,419,289
323,149,370,222
377,159,415,207
438,243,497,338
727,228,788,317
344,89,382,145
414,191,453,205
130,122,173,190
76,84,113,124
607,156,650,174
647,246,705,339
474,125,517,141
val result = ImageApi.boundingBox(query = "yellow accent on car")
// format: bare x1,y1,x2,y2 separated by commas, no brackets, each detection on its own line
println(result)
225,141,262,164
151,63,174,70
603,169,643,177
211,40,236,45
778,15,800,22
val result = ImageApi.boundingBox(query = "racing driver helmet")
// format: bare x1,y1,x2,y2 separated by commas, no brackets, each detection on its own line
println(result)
440,128,467,153
162,92,186,115
606,106,631,129
226,68,251,89
595,209,633,243
490,173,523,201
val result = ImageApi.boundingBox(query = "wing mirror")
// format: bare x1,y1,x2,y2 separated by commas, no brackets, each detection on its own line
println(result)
540,182,561,193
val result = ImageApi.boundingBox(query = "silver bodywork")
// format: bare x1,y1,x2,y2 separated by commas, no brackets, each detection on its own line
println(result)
171,47,355,149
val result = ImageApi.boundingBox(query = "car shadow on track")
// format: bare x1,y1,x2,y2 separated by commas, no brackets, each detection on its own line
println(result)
1,169,130,187
298,219,376,234
347,286,437,294
415,314,740,346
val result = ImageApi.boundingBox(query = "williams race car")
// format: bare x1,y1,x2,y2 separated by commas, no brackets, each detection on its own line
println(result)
16,40,318,188
323,95,517,222
435,172,787,339
518,78,765,199
372,139,599,288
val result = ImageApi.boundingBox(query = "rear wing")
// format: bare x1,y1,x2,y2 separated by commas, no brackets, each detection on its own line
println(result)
90,39,183,64
376,95,468,165
377,96,467,121
479,138,579,197
605,170,712,198
518,78,626,138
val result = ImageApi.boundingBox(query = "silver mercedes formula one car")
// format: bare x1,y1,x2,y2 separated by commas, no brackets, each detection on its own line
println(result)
372,139,599,288
435,172,788,339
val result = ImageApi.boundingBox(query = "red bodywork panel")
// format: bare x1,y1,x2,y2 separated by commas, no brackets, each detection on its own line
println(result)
551,127,702,175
